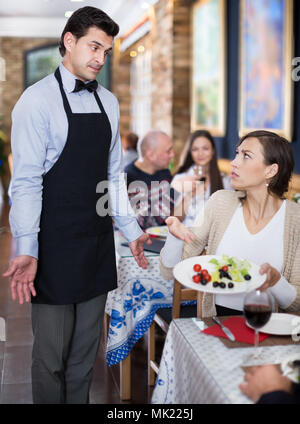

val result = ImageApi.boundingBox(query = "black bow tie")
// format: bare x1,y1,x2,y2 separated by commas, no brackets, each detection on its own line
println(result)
73,79,98,93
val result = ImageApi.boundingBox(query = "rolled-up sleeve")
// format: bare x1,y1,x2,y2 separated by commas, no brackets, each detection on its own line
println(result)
9,92,48,259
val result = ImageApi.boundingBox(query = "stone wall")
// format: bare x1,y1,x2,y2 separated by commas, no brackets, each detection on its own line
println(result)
111,0,191,170
0,37,58,142
151,0,173,138
0,37,58,190
172,0,191,168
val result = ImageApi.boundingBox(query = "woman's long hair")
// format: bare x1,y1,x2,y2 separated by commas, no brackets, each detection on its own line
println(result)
176,130,224,195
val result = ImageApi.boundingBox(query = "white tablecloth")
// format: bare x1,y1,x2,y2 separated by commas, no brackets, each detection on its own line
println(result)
151,318,300,404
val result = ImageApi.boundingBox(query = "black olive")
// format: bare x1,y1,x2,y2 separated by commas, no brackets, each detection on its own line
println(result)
220,282,226,289
213,282,219,288
228,282,234,288
244,274,251,281
201,278,208,285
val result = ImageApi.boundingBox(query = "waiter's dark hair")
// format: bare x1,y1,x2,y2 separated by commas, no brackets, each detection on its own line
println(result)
59,6,119,57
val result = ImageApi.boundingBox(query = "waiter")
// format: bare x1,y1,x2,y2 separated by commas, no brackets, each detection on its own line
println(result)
3,6,150,404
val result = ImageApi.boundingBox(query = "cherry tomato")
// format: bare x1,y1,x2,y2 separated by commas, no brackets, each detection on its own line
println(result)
222,265,229,271
192,275,201,283
193,264,202,273
201,269,209,276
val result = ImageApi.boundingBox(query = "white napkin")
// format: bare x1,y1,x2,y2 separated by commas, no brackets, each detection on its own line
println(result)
192,317,205,330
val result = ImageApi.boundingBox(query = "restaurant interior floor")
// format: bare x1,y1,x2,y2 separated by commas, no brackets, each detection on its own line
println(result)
0,199,158,404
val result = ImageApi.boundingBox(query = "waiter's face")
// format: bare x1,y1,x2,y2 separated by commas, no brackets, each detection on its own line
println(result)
63,26,113,81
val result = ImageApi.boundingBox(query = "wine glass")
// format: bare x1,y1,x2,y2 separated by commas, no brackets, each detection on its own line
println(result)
243,289,272,364
193,165,206,182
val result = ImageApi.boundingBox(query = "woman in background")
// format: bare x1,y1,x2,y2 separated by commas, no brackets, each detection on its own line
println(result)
122,132,138,170
172,130,232,226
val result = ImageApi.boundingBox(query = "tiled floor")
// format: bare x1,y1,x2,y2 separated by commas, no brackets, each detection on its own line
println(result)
0,199,155,404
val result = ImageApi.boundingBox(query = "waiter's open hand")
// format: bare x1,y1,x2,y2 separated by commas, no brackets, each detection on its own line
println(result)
129,233,152,269
3,255,37,304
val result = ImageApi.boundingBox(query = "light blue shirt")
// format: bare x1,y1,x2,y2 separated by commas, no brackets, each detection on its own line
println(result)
10,62,142,258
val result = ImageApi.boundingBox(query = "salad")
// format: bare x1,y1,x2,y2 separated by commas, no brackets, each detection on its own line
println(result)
192,254,252,289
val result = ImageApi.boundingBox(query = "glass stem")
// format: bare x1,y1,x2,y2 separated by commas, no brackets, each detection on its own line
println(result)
254,329,259,359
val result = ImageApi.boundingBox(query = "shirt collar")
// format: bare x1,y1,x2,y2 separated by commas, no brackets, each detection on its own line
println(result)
59,62,100,94
59,62,77,94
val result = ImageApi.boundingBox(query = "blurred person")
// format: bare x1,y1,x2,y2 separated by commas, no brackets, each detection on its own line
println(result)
171,129,232,226
121,131,138,169
240,364,300,404
124,130,177,230
3,6,150,404
159,130,300,317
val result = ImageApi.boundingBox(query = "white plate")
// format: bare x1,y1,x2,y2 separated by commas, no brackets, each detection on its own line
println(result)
146,226,168,238
281,354,300,383
173,255,265,295
247,313,300,336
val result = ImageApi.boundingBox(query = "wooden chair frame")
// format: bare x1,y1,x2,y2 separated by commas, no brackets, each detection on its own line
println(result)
148,279,203,386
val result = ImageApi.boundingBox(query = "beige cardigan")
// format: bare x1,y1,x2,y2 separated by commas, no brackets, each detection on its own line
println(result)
160,190,300,317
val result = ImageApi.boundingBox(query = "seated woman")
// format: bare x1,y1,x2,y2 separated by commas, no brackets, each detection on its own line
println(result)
172,130,232,226
121,132,138,170
160,130,300,317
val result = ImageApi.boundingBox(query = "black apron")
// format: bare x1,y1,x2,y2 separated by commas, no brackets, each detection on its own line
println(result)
33,68,117,305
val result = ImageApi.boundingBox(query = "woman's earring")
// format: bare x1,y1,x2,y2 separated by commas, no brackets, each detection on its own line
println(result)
265,182,269,187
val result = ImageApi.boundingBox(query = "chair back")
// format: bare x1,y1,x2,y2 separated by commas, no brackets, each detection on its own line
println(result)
172,279,203,319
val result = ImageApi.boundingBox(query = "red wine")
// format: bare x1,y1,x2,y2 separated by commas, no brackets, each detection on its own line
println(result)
244,304,272,329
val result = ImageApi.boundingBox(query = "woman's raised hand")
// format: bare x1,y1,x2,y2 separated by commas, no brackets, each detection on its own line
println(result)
165,216,196,244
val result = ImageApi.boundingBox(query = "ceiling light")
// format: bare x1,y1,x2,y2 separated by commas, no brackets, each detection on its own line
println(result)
65,11,74,18
138,45,145,53
130,51,137,58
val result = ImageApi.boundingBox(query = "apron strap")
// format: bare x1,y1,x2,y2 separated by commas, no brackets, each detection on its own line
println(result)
54,67,105,116
94,91,106,115
54,68,72,117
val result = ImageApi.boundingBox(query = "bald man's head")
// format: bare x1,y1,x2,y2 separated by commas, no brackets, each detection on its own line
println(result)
137,130,174,171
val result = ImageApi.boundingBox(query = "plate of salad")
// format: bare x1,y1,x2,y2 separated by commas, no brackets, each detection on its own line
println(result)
173,254,266,294
146,226,168,238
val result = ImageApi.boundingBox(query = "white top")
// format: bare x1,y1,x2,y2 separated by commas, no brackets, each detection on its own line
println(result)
172,167,232,227
215,201,293,310
161,200,296,310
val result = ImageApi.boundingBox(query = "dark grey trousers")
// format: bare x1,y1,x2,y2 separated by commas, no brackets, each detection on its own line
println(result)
31,293,107,404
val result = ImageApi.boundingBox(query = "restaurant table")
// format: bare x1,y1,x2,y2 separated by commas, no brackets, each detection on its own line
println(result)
105,231,175,364
151,317,300,404
104,231,187,399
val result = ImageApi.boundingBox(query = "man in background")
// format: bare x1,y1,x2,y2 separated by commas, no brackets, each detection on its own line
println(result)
125,130,176,230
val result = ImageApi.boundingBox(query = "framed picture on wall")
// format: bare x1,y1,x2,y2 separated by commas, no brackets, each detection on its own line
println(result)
24,44,111,89
24,44,61,88
239,0,294,141
191,0,227,137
